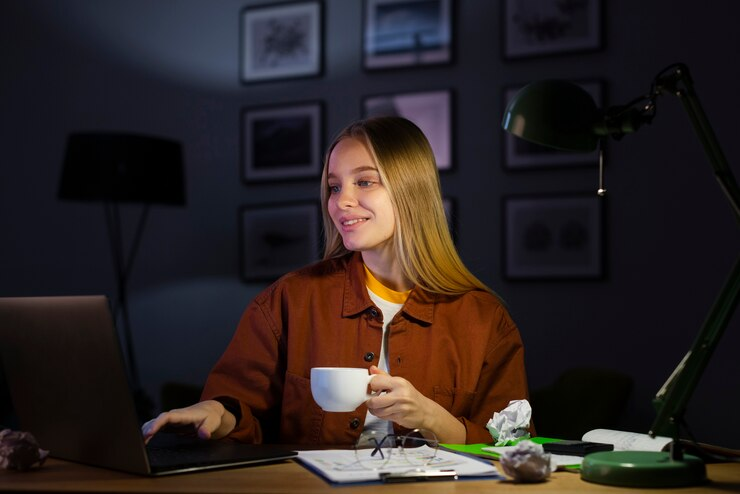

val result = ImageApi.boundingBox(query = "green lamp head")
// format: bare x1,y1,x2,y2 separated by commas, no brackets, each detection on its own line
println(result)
502,80,601,152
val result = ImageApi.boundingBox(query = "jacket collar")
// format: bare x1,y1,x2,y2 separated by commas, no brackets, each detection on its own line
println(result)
341,252,435,325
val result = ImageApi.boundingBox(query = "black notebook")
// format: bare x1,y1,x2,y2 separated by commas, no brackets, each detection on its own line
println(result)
0,295,296,476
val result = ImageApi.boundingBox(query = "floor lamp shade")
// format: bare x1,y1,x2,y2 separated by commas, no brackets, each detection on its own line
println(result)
59,132,185,205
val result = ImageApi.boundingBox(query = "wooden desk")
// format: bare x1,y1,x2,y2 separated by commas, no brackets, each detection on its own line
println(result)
2,458,739,494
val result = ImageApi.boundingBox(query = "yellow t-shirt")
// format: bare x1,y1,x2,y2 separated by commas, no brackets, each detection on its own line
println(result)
363,264,411,304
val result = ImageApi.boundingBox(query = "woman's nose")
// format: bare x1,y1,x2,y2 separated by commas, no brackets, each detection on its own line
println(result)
337,187,357,208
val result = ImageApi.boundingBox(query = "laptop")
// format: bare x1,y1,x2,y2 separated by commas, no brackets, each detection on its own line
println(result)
0,295,297,475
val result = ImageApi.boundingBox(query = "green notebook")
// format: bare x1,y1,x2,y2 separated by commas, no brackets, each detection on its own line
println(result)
441,437,582,471
441,436,560,460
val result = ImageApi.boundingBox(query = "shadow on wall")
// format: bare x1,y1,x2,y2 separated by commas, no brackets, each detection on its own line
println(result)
530,366,634,440
160,381,204,411
0,365,19,430
127,277,266,415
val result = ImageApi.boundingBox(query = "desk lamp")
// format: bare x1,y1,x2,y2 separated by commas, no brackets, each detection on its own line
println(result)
502,63,740,488
58,132,185,420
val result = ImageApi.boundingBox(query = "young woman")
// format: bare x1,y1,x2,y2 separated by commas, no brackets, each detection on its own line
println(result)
142,116,530,445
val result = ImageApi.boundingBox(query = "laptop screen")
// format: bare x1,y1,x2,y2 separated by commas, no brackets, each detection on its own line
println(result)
0,295,296,475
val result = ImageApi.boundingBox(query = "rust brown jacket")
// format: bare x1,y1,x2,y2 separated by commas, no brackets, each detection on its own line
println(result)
201,252,530,445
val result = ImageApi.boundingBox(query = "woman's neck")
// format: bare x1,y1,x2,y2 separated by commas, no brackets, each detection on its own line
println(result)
361,252,413,292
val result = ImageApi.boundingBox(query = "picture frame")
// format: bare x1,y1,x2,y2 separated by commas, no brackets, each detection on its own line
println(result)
502,80,603,170
241,101,323,183
239,201,322,282
239,1,323,83
362,0,453,70
502,194,603,280
502,0,602,59
363,89,453,170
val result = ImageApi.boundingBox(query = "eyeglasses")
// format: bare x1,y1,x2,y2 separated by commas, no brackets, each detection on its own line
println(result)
353,429,440,471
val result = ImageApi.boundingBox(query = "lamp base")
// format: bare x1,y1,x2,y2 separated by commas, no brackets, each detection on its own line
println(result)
580,451,706,488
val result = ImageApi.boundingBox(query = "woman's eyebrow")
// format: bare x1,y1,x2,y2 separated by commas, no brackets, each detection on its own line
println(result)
327,166,379,179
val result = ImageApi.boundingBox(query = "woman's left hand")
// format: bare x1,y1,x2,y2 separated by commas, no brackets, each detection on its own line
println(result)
365,366,433,430
365,366,466,443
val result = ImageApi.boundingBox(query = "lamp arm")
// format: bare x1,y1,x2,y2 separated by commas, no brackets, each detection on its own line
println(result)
596,64,740,221
650,254,740,440
648,63,740,441
595,95,656,140
654,63,740,220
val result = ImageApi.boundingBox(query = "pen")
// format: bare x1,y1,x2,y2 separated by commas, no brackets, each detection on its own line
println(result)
380,469,459,482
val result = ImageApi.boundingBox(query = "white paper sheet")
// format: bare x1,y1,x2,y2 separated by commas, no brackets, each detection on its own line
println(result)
581,429,672,452
297,445,502,484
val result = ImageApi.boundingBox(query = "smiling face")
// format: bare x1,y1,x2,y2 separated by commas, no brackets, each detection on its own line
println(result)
326,137,396,261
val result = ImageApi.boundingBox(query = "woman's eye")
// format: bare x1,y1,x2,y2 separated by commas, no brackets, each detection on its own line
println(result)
356,180,375,187
328,184,340,193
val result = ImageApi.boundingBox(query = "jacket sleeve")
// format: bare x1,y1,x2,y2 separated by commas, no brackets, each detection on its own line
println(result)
461,305,532,444
200,287,285,443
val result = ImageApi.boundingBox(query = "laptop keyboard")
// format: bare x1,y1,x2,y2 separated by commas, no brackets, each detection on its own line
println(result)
144,434,296,472
146,435,236,468
147,443,221,468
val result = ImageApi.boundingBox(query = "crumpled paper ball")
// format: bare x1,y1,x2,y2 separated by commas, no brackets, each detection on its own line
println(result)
499,440,552,483
486,399,532,446
0,429,49,471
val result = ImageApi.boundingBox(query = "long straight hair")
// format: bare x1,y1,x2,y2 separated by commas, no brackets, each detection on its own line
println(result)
321,117,494,296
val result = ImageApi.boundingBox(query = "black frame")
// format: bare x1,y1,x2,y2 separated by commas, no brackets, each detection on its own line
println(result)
362,0,454,70
363,89,454,171
239,201,322,282
502,0,602,60
502,193,604,280
239,0,324,84
240,101,323,184
502,79,604,170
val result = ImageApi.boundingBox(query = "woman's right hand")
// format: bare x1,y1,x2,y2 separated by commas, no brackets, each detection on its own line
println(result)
141,399,236,444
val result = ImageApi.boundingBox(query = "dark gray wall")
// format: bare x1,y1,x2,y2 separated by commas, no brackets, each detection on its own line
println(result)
2,1,739,448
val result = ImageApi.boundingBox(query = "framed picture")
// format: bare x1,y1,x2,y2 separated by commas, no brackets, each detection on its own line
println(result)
241,101,323,183
502,0,602,59
239,1,323,83
503,194,603,280
239,201,321,281
502,80,603,170
363,89,453,170
362,0,453,70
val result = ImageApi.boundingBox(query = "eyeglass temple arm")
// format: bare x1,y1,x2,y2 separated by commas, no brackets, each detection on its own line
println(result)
370,435,401,459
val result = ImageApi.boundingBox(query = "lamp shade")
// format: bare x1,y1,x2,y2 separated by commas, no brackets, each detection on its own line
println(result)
501,80,600,152
59,132,185,205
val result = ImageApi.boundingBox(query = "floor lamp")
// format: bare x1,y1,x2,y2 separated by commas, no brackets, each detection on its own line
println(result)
502,63,740,487
59,132,185,421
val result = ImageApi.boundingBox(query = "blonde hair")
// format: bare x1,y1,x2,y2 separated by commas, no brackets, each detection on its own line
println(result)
321,117,493,296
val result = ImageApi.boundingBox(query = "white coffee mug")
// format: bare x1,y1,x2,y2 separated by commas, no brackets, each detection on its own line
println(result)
310,367,375,412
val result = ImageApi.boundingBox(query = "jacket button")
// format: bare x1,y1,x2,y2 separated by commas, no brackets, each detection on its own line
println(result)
369,308,379,318
364,352,375,362
349,418,360,429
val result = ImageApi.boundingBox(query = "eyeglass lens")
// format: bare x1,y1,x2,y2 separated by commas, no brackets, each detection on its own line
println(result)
354,429,439,470
400,430,439,467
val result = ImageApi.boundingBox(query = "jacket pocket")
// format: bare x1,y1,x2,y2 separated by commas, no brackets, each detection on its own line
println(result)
433,386,476,418
281,371,324,443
